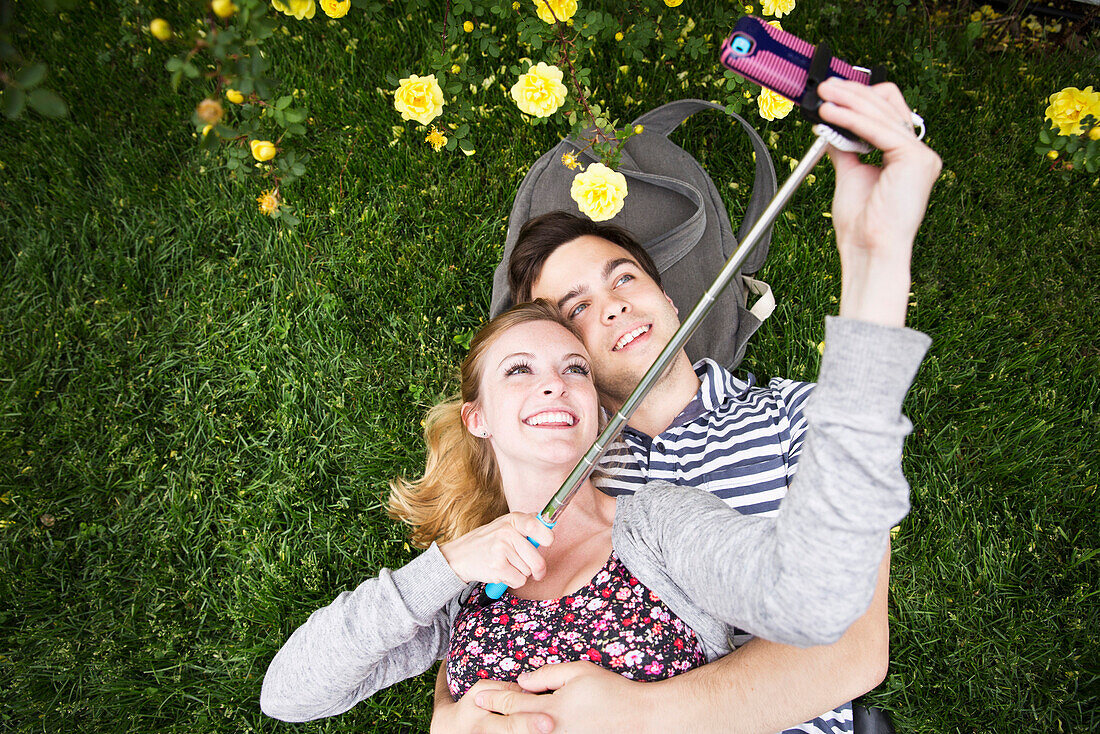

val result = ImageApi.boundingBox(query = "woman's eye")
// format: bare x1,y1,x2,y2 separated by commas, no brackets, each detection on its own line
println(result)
568,302,588,319
565,363,590,376
505,364,532,376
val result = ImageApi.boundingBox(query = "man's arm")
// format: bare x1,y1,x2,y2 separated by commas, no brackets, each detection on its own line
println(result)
478,549,888,734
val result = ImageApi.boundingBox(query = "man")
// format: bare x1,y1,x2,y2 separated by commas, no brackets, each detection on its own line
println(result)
431,79,941,734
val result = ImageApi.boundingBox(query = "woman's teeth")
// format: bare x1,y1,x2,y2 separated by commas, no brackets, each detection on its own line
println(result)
524,411,576,426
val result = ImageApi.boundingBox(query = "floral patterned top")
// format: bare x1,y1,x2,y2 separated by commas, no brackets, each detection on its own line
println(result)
446,551,706,699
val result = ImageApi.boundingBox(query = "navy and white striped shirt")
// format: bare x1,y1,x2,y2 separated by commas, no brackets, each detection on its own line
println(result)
596,358,855,734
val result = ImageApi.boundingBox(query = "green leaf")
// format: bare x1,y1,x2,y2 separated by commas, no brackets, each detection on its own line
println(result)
276,95,292,110
1,88,27,119
459,139,474,152
170,69,183,92
455,123,470,138
1086,158,1098,173
1065,137,1080,154
182,62,200,79
1052,136,1066,151
28,88,67,118
284,108,307,124
15,63,48,89
165,57,183,72
1038,128,1052,144
291,163,306,176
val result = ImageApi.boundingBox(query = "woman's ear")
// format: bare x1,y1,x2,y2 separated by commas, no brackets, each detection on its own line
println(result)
460,402,489,438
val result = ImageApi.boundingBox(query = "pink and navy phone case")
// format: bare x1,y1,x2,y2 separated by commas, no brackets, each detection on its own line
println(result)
720,16,871,104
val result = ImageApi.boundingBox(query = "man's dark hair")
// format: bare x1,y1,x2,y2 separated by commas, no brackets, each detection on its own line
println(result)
509,211,662,304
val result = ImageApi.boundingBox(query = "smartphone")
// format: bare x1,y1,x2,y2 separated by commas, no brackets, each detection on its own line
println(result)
720,16,883,133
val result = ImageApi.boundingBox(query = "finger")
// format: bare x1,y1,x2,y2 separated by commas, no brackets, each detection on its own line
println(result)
497,542,533,588
467,679,525,695
471,713,555,734
515,660,592,693
825,144,862,177
870,81,917,125
515,514,555,549
817,79,918,150
508,530,548,581
474,688,549,715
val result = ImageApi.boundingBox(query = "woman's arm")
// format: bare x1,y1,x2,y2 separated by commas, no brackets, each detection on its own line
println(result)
259,543,468,722
614,316,931,649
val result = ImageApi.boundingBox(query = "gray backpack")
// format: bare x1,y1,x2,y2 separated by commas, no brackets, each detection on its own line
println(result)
490,99,779,370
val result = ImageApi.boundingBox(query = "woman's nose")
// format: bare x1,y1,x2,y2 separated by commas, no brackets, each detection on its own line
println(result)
542,374,566,395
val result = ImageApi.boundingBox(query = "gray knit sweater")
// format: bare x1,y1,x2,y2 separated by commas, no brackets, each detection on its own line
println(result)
261,317,931,722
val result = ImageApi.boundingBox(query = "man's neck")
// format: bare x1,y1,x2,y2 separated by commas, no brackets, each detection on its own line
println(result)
608,351,701,438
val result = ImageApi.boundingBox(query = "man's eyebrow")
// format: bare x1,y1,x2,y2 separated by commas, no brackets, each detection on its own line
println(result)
498,351,533,367
555,257,638,312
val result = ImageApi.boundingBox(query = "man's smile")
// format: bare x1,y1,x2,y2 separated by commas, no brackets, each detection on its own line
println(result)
612,324,651,352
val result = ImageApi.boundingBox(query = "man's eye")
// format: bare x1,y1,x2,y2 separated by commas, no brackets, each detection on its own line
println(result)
568,302,588,319
614,273,634,287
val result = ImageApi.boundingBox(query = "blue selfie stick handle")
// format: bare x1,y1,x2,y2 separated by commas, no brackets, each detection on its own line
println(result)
483,515,556,600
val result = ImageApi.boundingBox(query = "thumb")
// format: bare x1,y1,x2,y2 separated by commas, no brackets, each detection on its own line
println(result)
826,144,861,177
516,661,590,693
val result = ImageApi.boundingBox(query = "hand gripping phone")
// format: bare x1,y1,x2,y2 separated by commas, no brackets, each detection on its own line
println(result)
720,16,886,139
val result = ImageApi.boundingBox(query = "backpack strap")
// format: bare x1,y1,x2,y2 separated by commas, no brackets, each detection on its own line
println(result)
630,100,778,247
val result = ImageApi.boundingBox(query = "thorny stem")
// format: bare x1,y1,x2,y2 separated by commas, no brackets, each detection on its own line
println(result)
553,20,617,152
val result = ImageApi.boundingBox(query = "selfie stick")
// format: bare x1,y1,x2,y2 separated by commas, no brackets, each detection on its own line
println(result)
481,131,832,601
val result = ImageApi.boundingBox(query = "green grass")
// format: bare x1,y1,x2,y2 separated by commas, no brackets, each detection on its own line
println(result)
1,1,1098,732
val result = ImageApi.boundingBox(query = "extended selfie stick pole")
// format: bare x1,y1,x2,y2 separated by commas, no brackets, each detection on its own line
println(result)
483,132,832,600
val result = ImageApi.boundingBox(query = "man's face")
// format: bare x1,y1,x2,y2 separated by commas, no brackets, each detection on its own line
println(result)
529,235,680,404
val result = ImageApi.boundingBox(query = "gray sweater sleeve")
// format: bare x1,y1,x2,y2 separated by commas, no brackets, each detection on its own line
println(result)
259,543,471,722
613,317,931,650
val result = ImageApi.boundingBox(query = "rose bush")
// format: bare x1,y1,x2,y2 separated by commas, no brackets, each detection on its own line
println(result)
159,0,800,225
1035,84,1100,176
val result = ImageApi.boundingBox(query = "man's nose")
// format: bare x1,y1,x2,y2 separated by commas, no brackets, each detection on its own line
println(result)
603,298,629,322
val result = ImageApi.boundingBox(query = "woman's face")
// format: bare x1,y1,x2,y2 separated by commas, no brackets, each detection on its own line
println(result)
464,320,599,473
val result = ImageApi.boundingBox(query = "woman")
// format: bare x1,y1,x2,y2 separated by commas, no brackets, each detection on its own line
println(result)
260,299,928,721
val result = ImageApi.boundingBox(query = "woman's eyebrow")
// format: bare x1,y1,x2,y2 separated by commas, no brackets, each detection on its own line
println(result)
498,352,533,367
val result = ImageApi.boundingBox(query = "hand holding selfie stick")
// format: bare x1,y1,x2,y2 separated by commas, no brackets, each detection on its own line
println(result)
483,23,926,601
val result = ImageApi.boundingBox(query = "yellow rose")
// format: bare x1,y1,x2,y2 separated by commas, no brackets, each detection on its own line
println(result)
212,0,238,19
664,0,684,7
634,124,644,134
570,163,628,222
463,20,474,32
1046,150,1059,160
393,74,445,125
320,0,350,17
196,98,224,124
614,32,624,41
511,62,568,118
1045,86,1100,137
202,124,214,137
225,88,244,104
451,64,461,74
250,140,277,162
150,18,172,41
1090,127,1100,141
757,88,794,121
271,0,316,20
533,0,577,24
761,0,794,17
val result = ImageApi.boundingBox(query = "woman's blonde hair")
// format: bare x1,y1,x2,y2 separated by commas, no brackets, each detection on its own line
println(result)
388,299,579,548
